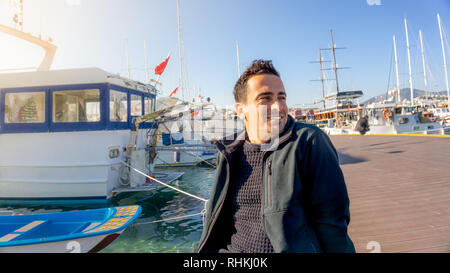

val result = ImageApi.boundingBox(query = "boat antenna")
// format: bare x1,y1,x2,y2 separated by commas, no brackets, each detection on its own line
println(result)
144,40,150,83
236,41,241,77
126,39,131,79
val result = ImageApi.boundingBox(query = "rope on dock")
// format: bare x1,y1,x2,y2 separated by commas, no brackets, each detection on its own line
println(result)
120,160,208,226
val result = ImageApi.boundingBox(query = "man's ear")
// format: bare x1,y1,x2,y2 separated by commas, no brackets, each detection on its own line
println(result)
235,103,246,120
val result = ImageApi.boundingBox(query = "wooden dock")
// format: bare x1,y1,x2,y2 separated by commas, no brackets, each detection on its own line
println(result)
330,135,450,253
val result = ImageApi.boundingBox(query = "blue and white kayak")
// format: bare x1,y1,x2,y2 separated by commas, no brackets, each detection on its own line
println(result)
0,205,141,253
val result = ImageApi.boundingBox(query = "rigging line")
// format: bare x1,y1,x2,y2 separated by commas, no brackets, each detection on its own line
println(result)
443,23,450,58
422,36,439,91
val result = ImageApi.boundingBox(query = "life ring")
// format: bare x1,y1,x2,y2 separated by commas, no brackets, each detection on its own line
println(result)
382,109,393,119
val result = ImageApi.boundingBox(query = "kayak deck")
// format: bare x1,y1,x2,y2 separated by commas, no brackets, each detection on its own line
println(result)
0,205,141,247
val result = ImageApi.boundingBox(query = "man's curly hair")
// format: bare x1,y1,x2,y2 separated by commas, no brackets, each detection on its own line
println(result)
233,59,280,104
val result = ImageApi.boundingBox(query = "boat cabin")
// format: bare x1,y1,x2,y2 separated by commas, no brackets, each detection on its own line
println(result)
0,68,156,134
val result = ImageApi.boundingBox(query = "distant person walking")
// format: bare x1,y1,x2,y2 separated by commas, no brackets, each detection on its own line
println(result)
355,115,370,135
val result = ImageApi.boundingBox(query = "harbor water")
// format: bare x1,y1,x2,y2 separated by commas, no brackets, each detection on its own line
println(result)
0,166,216,253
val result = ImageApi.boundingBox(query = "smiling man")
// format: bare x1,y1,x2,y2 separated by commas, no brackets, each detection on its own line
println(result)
197,60,355,253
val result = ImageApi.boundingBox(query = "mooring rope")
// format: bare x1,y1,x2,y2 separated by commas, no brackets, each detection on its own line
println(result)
120,160,208,226
132,211,205,226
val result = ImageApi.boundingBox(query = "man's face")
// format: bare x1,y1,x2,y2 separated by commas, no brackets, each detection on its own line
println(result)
236,74,288,144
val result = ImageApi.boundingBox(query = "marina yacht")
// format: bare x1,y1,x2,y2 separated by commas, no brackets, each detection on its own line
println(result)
310,90,449,135
363,102,449,135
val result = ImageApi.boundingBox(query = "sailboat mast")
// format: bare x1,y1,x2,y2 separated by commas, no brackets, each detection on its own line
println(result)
404,17,414,106
419,30,428,91
177,0,184,101
319,48,326,109
437,13,450,110
330,29,340,95
393,35,401,103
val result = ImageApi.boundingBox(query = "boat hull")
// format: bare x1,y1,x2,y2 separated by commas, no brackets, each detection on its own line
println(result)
0,232,121,253
0,130,149,199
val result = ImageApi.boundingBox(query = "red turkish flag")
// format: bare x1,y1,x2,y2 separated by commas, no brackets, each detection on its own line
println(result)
155,55,170,75
169,87,178,97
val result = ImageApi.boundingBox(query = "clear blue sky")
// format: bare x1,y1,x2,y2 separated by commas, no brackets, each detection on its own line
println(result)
0,0,449,107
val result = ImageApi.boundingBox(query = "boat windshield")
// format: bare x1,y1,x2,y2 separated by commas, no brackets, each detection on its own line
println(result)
4,92,46,124
53,89,100,123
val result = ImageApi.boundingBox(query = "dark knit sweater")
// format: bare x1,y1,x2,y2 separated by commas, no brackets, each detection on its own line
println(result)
219,141,274,253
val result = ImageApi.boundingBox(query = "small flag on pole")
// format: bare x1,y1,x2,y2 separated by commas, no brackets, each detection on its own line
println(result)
155,55,170,75
169,87,178,97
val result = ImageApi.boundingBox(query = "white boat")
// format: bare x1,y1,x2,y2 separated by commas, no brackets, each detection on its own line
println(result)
0,5,184,200
362,103,449,135
0,68,165,199
428,107,450,122
322,103,449,135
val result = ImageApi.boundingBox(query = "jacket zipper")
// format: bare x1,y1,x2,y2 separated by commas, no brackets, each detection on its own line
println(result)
197,152,230,252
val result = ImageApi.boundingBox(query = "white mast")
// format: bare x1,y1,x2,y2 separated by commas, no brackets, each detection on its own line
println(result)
177,0,184,101
437,13,450,110
419,30,428,91
236,41,241,77
393,35,401,103
404,17,414,106
144,40,149,83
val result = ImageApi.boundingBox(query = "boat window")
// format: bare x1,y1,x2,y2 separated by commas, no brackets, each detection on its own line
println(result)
4,92,46,124
53,89,100,123
144,97,154,115
130,94,142,116
110,90,127,122
398,117,409,124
